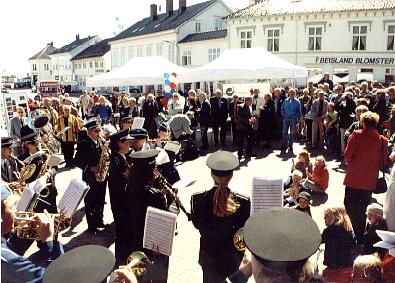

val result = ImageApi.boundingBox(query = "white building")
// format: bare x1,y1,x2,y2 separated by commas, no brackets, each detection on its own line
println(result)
109,0,233,92
28,42,57,86
225,0,395,84
71,39,111,91
49,34,101,92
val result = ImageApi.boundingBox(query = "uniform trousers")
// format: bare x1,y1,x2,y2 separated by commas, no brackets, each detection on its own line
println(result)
84,179,107,229
237,129,253,158
344,187,372,244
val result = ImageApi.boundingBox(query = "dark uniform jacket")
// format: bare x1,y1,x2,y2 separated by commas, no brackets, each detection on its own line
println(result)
190,187,250,276
75,137,105,183
1,156,23,182
197,99,211,126
108,152,129,215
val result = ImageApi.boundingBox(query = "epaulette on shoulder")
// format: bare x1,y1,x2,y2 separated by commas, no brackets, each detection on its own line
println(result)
233,192,250,202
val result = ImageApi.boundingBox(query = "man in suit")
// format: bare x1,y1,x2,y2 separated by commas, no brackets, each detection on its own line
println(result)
197,92,211,150
237,97,255,160
311,90,328,148
210,89,229,147
229,94,240,145
9,106,26,157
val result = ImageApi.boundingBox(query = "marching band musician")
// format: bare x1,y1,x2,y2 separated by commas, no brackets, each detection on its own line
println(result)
190,151,250,283
1,137,23,183
126,149,172,283
75,118,109,233
18,125,58,214
108,129,134,266
129,128,150,152
1,181,64,282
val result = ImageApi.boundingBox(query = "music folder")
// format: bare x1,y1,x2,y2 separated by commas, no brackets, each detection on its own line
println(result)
143,206,177,256
132,117,145,129
58,179,90,218
16,188,40,212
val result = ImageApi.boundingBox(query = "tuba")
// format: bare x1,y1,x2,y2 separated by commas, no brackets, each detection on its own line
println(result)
112,251,152,282
12,211,71,240
27,108,61,155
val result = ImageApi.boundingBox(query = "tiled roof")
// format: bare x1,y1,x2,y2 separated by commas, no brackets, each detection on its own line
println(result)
227,0,395,18
29,44,57,60
179,29,227,43
112,0,215,41
71,39,111,60
50,35,96,55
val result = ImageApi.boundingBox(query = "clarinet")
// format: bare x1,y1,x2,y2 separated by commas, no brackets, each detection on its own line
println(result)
152,170,191,220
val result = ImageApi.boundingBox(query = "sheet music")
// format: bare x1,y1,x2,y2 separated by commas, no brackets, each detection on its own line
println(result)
143,207,177,256
251,177,283,214
16,188,36,211
29,174,48,193
132,117,145,129
164,141,181,154
58,179,89,218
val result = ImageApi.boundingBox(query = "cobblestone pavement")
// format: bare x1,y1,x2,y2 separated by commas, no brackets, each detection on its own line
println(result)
25,140,386,283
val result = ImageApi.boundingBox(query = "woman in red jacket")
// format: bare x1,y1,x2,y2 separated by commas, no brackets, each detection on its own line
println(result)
343,111,388,245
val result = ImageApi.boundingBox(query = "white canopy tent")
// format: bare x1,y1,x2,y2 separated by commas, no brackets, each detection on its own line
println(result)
86,56,189,87
178,47,308,83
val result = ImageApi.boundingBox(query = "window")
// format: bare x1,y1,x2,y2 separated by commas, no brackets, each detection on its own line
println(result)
215,18,223,31
100,61,104,68
89,62,93,68
44,64,49,70
137,46,143,57
388,25,395,51
95,62,98,68
168,45,175,62
240,31,252,48
209,48,220,62
83,62,86,69
78,63,81,69
267,29,280,52
33,64,37,71
308,27,322,51
181,50,191,66
146,46,152,56
352,25,367,50
128,47,134,59
120,47,126,65
156,44,163,56
195,22,201,32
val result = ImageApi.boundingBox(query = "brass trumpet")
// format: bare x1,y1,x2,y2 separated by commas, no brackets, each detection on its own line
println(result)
112,251,152,282
233,228,246,253
12,211,71,240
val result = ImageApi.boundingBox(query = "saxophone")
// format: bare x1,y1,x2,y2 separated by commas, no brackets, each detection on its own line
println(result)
95,139,110,182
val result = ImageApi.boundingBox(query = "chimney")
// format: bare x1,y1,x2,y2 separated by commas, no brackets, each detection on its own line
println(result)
166,0,173,16
179,0,186,13
76,34,80,41
150,4,158,20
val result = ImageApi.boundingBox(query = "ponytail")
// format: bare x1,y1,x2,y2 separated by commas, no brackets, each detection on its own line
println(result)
212,173,240,217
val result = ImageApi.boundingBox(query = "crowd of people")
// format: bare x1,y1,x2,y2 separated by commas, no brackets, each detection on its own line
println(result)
1,74,395,283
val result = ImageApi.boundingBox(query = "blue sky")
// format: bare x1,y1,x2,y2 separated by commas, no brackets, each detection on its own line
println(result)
1,0,249,77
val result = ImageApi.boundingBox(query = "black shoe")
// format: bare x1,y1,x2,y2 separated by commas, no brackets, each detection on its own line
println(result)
280,146,287,151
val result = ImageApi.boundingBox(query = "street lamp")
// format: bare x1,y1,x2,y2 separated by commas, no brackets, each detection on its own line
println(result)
163,40,179,65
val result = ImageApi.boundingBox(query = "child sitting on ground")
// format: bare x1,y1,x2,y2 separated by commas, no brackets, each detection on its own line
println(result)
302,155,329,194
293,191,312,216
283,170,303,207
284,150,313,190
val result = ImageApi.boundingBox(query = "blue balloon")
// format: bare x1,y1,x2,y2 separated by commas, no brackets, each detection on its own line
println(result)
165,79,170,85
170,89,175,94
164,73,170,79
164,93,172,99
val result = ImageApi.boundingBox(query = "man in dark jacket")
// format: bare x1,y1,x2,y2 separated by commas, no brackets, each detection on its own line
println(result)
237,97,255,160
210,89,229,147
197,92,211,150
318,72,334,91
229,94,240,145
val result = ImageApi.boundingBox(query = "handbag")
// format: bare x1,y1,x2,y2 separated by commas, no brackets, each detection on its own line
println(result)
375,137,388,194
